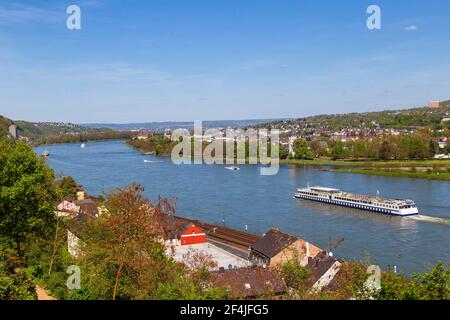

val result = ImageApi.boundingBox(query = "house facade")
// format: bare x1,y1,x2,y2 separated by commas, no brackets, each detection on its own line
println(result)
179,224,206,246
249,228,322,268
307,252,342,292
56,192,102,258
156,213,207,246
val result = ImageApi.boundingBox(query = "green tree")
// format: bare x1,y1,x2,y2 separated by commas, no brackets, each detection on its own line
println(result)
378,140,393,160
352,141,367,160
54,176,79,201
278,146,287,160
365,140,381,159
281,258,311,290
375,270,410,300
406,263,450,300
407,136,429,159
0,139,56,257
428,140,438,158
0,249,36,300
376,263,450,300
76,184,166,299
292,138,314,160
330,141,348,160
310,140,328,158
75,184,226,300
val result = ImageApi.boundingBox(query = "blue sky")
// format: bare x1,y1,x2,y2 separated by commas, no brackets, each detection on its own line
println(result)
1,0,450,123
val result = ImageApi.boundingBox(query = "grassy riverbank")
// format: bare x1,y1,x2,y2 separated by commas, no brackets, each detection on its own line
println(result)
332,168,450,181
281,159,450,181
281,158,450,168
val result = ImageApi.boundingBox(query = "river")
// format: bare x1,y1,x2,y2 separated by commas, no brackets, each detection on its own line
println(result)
35,140,450,275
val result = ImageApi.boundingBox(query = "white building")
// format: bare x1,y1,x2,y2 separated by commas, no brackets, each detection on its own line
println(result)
8,125,17,139
429,101,440,109
288,136,298,156
435,154,450,159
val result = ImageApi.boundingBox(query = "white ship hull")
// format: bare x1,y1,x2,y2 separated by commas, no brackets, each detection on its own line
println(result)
294,187,419,217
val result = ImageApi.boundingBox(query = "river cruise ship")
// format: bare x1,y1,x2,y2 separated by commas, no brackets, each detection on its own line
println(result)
294,186,419,216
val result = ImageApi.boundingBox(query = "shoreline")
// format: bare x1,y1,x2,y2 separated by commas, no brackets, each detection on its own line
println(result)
32,138,128,148
280,158,450,168
43,139,450,181
331,168,450,181
281,159,450,181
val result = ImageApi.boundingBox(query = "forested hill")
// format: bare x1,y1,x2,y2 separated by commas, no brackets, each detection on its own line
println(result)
440,100,450,108
0,115,108,143
254,102,450,131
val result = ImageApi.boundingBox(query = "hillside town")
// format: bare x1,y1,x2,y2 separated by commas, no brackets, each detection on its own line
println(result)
253,101,450,159
127,101,450,161
3,100,450,161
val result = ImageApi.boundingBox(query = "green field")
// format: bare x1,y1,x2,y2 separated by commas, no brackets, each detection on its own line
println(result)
280,158,450,181
280,158,450,168
332,168,450,181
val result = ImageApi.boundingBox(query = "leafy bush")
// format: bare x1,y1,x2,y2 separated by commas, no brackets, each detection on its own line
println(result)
0,250,36,300
375,263,450,300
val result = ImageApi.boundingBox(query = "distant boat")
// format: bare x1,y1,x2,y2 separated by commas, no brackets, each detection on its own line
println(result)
80,143,86,148
225,166,240,171
144,159,163,163
41,150,50,157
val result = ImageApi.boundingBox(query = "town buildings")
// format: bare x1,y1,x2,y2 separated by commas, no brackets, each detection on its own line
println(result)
136,130,152,140
429,101,441,109
58,198,343,297
210,266,287,298
288,136,298,156
307,252,342,292
55,191,101,218
55,191,102,257
249,228,322,268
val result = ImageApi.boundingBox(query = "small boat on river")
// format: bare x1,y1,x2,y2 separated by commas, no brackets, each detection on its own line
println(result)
224,166,240,171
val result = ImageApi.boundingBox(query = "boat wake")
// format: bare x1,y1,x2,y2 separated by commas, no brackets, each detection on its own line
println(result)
407,215,450,226
144,159,163,163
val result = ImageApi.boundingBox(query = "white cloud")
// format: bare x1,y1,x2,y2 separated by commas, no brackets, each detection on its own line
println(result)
404,25,418,31
0,3,62,25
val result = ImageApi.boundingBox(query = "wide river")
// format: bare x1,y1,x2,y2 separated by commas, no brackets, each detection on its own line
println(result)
35,140,450,275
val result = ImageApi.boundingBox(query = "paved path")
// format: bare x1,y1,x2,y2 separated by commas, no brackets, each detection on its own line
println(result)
36,285,56,300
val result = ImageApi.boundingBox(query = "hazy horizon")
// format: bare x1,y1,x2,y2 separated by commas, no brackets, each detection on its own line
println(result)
2,98,437,124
